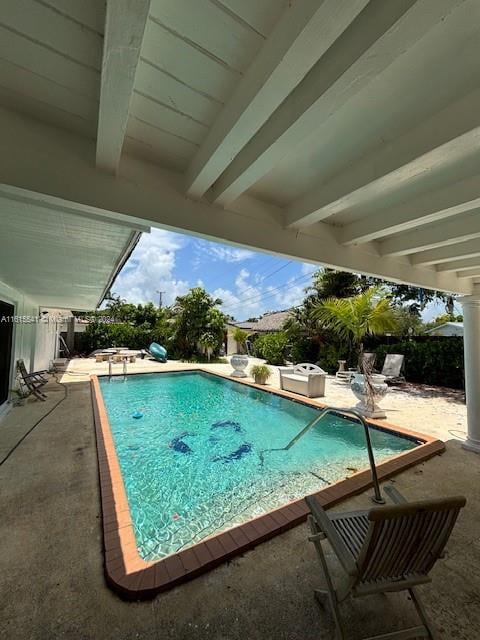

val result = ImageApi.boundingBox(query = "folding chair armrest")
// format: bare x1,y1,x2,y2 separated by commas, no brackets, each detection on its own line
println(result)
305,496,357,577
384,485,408,504
22,372,40,382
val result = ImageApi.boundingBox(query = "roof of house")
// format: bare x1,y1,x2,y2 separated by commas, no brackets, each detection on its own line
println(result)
233,321,257,330
425,322,463,335
232,310,293,333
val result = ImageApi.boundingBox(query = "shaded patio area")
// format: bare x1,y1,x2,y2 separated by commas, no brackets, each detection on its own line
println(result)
0,374,477,639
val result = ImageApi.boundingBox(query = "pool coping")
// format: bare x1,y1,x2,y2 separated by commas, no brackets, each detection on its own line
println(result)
90,369,445,599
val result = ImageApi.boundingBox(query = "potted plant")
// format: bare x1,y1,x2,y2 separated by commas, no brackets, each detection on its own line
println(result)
314,287,397,418
230,328,249,377
250,363,271,385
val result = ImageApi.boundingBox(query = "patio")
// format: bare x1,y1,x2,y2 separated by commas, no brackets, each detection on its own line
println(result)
0,372,477,639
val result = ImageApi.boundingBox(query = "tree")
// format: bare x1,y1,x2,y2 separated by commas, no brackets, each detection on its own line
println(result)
134,302,160,328
392,307,425,337
307,269,453,316
313,287,398,368
172,287,226,358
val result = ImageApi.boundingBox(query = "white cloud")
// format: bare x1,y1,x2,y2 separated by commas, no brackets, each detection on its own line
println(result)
301,262,318,275
266,278,306,309
192,240,254,270
215,269,275,319
111,229,189,306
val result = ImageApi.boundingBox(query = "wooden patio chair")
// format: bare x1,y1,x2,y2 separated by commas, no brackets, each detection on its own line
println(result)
17,358,49,386
16,360,48,401
306,486,466,639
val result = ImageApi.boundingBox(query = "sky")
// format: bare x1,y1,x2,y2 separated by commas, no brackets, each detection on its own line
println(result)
111,228,455,322
112,228,317,320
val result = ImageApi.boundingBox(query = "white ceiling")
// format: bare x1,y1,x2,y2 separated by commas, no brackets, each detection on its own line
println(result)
125,0,288,170
0,0,480,295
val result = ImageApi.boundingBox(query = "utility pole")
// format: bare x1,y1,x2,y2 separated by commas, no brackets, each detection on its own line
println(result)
156,290,165,309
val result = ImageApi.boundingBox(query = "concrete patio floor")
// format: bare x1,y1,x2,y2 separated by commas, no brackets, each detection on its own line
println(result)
1,367,477,639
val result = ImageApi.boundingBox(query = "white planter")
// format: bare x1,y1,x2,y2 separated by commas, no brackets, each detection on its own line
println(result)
350,373,388,419
230,354,249,378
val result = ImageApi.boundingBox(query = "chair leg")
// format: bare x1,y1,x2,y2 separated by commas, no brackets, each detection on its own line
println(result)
308,516,346,640
409,588,440,640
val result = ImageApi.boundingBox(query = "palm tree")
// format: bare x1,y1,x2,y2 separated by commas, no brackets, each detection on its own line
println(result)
199,331,217,362
232,328,249,354
313,287,398,369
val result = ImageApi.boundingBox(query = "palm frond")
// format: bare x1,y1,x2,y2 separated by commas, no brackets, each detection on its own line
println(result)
313,287,397,345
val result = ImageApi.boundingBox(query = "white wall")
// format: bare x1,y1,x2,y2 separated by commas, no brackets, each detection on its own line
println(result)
0,278,55,405
34,320,58,371
226,327,237,356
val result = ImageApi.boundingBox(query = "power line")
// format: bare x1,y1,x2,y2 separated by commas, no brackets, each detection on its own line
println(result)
204,254,293,294
255,260,293,283
221,270,316,311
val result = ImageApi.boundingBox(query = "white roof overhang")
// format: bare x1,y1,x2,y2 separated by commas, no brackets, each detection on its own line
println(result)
0,0,479,297
0,186,148,310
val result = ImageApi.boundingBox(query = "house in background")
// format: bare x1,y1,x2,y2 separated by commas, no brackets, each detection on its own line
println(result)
226,310,293,355
425,322,464,337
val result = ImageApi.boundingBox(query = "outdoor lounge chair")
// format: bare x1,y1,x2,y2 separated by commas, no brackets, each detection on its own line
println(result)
306,486,466,640
278,363,327,398
16,360,48,401
380,353,406,384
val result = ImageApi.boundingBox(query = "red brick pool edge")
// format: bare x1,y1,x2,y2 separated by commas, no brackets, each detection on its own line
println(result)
90,371,445,599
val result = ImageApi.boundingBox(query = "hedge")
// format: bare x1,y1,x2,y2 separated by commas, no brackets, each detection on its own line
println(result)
290,335,465,389
371,337,464,389
74,322,175,356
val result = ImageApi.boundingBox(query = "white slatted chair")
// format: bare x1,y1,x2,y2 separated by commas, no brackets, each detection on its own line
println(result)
306,487,466,639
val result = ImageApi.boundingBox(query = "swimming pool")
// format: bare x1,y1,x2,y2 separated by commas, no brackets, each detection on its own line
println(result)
98,371,418,561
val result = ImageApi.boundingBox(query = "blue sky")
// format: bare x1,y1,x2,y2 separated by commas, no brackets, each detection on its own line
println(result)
112,228,451,321
112,228,316,320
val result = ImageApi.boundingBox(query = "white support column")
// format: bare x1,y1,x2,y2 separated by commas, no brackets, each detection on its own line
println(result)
461,285,480,453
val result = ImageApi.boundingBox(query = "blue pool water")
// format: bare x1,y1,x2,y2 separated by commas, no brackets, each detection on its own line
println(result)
99,371,417,560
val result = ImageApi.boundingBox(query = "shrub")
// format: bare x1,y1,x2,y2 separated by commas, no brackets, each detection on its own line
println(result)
316,341,350,374
287,336,319,364
252,332,288,365
372,337,464,389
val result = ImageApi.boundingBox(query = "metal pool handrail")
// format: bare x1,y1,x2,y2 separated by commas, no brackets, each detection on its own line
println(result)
261,406,385,504
107,357,128,382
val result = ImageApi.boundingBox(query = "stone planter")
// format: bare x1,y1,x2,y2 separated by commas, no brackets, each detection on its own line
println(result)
230,354,249,378
350,373,388,419
253,373,268,385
